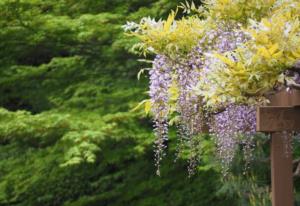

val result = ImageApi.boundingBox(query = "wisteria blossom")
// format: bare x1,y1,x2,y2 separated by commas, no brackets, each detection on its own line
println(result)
150,27,254,174
149,55,172,175
210,105,256,172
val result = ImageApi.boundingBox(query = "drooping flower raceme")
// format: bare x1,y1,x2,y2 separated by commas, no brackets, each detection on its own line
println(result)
150,25,257,174
175,62,203,134
149,55,172,175
173,60,204,174
210,105,256,171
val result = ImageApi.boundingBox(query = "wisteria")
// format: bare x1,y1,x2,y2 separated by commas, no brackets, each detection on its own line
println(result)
197,25,248,54
176,62,203,134
183,26,248,129
210,105,256,172
125,0,300,175
150,27,255,174
149,55,172,176
177,27,250,173
175,62,203,174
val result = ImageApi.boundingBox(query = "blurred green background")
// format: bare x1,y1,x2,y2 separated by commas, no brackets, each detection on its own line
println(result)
1,1,299,205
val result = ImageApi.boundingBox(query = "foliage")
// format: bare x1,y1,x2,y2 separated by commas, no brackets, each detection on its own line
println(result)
125,0,300,174
127,0,300,107
0,107,236,206
0,108,70,147
2,0,299,205
203,0,276,23
0,0,241,206
201,10,300,106
123,12,205,57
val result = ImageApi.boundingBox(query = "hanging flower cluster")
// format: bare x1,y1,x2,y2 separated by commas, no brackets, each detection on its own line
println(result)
124,0,300,174
149,55,172,175
210,105,256,172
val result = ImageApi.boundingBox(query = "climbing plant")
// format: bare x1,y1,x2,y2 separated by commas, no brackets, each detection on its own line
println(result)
124,0,300,174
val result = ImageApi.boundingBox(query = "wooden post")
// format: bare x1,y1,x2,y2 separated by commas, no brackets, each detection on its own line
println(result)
257,89,300,206
270,132,293,206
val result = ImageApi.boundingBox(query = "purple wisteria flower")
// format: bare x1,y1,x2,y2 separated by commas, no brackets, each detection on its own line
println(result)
210,105,256,172
148,25,256,175
174,61,204,175
149,55,172,175
176,62,203,135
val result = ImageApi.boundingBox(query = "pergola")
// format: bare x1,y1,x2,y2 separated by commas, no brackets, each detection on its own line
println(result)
257,89,300,206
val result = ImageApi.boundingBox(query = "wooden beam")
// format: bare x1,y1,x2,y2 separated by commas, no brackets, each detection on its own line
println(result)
256,106,300,132
289,90,300,107
268,89,300,107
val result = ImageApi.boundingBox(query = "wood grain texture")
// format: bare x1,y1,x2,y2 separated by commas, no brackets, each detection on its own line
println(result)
271,133,294,206
256,106,300,132
257,89,300,206
268,89,300,107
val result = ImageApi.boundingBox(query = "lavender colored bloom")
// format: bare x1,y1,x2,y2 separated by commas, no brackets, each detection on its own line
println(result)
148,24,255,175
149,55,172,175
173,26,251,174
210,105,256,172
172,59,205,175
196,25,248,55
176,62,203,135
